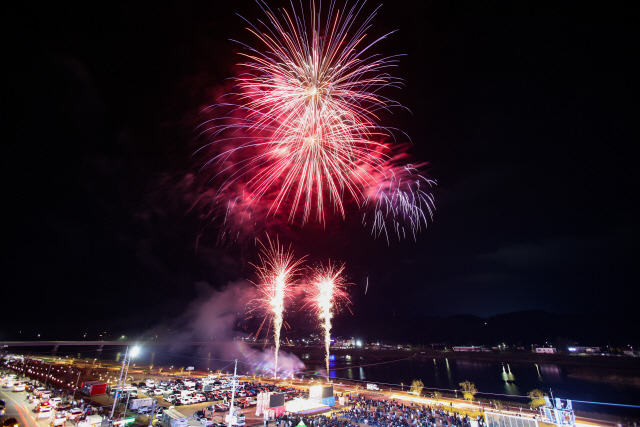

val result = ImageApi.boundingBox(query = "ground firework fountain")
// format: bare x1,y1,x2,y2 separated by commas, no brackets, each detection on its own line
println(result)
308,262,351,379
250,236,305,378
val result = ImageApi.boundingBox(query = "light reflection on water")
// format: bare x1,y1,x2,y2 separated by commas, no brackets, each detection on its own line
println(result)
445,358,452,384
539,363,562,381
501,363,519,395
324,356,640,409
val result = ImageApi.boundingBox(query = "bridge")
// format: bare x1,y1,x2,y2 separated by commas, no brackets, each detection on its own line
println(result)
0,341,141,347
0,340,244,355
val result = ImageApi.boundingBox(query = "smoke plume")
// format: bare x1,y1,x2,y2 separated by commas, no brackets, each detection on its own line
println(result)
152,280,305,376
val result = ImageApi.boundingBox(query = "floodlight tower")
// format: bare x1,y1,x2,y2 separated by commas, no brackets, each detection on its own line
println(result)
226,359,239,427
110,346,140,419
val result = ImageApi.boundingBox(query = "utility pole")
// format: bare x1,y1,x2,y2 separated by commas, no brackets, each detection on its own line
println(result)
73,370,82,402
22,358,30,379
227,359,238,427
148,399,157,427
44,361,53,386
124,391,132,418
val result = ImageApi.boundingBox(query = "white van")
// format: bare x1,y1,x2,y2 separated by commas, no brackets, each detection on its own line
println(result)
38,407,52,418
178,396,193,405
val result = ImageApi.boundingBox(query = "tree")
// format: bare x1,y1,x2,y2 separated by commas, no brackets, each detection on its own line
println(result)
410,379,424,396
459,381,477,401
353,384,361,395
527,389,547,409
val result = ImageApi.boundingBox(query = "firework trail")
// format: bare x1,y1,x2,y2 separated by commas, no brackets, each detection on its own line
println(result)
362,162,436,242
249,236,306,378
307,261,351,379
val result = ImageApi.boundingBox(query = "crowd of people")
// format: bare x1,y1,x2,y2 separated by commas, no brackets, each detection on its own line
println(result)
270,395,486,427
275,413,357,427
338,396,483,427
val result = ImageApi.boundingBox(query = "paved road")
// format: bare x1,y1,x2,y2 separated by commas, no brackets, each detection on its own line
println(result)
0,388,51,427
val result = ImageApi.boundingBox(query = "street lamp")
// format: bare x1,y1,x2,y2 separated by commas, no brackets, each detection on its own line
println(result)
110,346,140,419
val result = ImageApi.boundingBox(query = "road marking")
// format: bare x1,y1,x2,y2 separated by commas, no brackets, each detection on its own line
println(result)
0,390,40,427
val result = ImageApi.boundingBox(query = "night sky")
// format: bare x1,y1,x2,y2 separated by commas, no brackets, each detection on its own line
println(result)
4,1,636,339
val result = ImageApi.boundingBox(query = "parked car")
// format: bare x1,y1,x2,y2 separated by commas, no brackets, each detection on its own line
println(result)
235,399,250,409
56,403,72,412
36,402,52,412
67,408,83,420
51,412,67,426
37,406,52,418
2,417,19,427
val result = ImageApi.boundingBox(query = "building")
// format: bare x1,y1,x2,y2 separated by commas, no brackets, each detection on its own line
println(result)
453,346,487,352
567,346,600,354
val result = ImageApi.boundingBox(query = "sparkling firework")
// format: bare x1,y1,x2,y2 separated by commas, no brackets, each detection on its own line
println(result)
198,1,437,239
307,262,351,379
202,0,410,224
249,236,306,378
